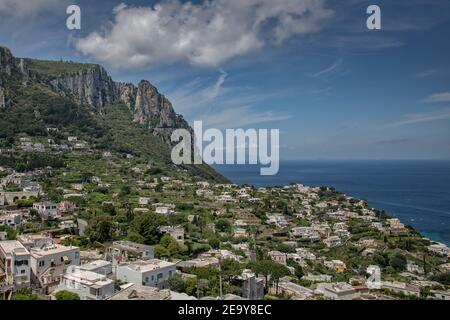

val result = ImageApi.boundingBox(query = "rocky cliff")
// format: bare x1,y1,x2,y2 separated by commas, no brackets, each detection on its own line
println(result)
0,46,191,145
0,47,15,77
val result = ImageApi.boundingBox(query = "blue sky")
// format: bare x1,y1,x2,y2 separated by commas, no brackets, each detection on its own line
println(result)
1,0,450,160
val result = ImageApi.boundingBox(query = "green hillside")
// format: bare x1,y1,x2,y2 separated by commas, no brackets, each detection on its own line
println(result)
0,54,226,183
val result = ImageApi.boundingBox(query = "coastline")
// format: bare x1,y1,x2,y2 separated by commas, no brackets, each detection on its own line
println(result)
213,160,450,246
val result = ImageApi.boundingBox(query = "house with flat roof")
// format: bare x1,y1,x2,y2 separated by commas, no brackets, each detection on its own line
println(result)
324,236,341,248
381,281,420,298
160,226,184,244
106,241,154,266
56,266,114,300
0,212,22,228
315,282,359,300
108,283,196,300
79,260,112,276
268,251,287,266
324,260,347,273
17,234,54,250
33,201,58,220
116,259,177,290
176,257,220,269
29,244,80,292
0,241,31,291
275,281,315,300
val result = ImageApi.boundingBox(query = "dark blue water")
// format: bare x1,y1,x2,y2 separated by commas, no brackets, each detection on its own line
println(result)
214,161,450,246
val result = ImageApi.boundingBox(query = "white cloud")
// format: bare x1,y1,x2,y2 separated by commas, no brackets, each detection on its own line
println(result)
390,108,450,127
201,106,291,128
0,0,66,16
414,69,438,79
75,0,333,69
165,70,290,128
311,58,342,77
423,92,450,103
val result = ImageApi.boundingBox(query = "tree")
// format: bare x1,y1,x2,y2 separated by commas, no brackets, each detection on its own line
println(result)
154,245,170,258
167,275,186,293
431,272,450,286
248,260,274,293
85,215,116,243
388,252,407,272
216,219,232,233
120,185,131,196
207,235,220,249
128,212,166,245
55,291,80,300
221,258,243,281
11,289,38,300
287,259,304,279
248,260,290,295
270,263,291,295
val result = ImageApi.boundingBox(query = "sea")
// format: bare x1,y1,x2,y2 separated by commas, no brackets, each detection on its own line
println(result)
213,160,450,246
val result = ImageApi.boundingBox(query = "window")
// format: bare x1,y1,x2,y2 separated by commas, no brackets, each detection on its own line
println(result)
21,270,25,274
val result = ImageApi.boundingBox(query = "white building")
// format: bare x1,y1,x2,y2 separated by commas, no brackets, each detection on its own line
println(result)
233,228,248,239
381,281,420,298
56,266,114,300
315,283,359,300
160,226,184,244
30,244,80,291
324,236,341,248
16,234,54,250
116,259,176,289
268,251,287,266
79,260,112,276
0,213,22,228
235,269,265,300
301,274,332,283
0,241,31,290
107,241,154,266
139,197,151,206
155,206,175,215
427,243,449,257
276,281,315,300
33,201,58,220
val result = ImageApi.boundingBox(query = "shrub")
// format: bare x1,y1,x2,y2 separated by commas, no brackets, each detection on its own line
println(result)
55,291,80,300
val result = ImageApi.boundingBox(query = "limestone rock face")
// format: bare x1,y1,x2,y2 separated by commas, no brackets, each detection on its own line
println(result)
0,86,5,108
0,47,15,76
133,80,191,144
114,82,137,109
49,65,116,108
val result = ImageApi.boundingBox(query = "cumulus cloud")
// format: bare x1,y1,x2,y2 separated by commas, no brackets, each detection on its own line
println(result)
75,0,333,69
0,0,66,17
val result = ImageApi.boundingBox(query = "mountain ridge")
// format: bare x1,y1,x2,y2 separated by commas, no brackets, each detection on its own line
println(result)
0,45,225,182
1,46,191,144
